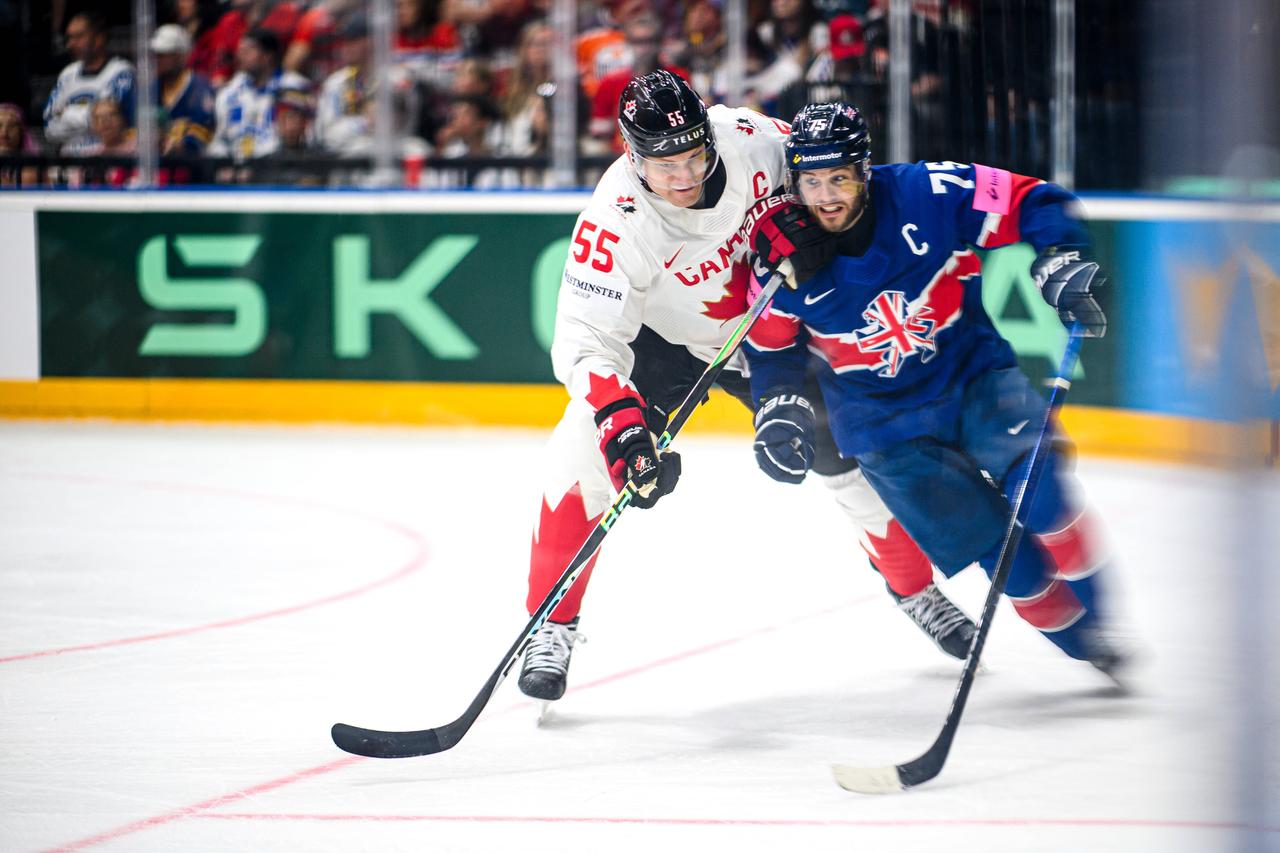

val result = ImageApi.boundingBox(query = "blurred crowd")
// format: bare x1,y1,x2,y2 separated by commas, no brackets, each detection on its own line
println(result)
1,0,908,187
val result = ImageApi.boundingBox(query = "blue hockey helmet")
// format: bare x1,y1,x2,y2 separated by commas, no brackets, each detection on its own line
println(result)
785,101,872,179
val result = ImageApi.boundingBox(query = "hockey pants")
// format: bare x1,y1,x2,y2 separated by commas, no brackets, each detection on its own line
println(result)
857,369,1113,660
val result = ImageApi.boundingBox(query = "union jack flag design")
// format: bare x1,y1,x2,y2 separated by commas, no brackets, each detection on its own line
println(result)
858,291,935,376
808,250,978,378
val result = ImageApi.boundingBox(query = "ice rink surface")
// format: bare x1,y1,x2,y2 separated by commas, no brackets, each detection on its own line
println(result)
2,419,1277,852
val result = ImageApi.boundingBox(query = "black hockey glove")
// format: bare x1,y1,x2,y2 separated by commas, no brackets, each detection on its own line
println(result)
745,196,838,287
1031,245,1107,338
595,397,681,509
753,392,816,485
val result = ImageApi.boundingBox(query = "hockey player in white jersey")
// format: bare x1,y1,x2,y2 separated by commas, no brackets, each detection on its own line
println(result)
518,71,977,702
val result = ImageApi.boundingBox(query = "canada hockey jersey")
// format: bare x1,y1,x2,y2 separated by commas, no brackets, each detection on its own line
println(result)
745,160,1088,457
552,104,793,412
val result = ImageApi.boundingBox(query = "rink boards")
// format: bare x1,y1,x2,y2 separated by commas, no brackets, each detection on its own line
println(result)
0,191,1277,464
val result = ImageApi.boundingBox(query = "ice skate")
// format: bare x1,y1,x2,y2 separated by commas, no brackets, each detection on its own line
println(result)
1084,630,1133,692
890,583,977,660
518,617,582,701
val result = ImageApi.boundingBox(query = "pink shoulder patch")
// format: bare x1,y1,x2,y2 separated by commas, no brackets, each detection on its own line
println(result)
972,164,1012,215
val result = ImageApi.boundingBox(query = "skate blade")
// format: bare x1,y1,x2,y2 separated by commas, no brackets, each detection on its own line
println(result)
536,701,556,727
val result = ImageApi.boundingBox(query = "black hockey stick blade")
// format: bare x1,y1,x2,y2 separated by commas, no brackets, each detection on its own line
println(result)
832,327,1085,794
331,723,444,759
331,669,503,758
329,271,787,759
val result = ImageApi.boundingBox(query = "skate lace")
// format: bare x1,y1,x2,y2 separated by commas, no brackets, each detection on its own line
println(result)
524,621,585,675
898,585,969,638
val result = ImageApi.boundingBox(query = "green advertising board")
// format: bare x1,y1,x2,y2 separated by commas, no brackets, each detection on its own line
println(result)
36,210,1121,406
38,211,577,382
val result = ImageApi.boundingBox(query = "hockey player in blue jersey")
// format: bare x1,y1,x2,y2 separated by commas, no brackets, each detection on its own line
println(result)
741,101,1124,678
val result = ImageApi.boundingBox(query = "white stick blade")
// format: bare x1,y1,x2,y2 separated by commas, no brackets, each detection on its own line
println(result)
832,763,905,794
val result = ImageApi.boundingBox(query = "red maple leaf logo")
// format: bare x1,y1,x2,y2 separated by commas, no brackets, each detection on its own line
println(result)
735,118,756,136
586,371,642,411
701,259,750,322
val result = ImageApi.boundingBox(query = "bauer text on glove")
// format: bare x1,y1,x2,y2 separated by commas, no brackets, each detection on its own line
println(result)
744,196,837,287
753,392,817,484
1031,245,1107,337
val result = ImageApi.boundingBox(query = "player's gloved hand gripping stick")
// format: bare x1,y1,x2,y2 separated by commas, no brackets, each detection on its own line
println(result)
832,322,1087,794
331,267,790,759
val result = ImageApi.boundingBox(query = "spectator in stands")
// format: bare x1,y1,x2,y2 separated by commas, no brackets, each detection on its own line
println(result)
775,13,879,128
274,86,316,153
0,103,42,187
207,0,304,88
588,7,688,154
668,1,725,104
314,15,374,154
419,55,492,147
747,0,827,112
80,98,137,156
575,1,626,102
169,0,222,81
44,11,136,155
395,0,466,145
255,86,325,185
499,20,553,156
208,29,311,160
284,0,358,83
395,0,465,92
462,0,536,68
431,91,518,188
451,58,495,99
314,15,421,157
436,92,502,158
150,24,217,155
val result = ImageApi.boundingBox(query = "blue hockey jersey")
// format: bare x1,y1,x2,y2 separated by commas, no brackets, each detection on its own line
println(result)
744,160,1088,457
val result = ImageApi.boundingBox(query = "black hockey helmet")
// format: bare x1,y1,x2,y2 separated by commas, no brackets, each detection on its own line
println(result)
618,70,719,192
785,101,872,178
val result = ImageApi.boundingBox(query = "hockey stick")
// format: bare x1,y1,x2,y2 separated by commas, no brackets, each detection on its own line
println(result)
331,270,787,759
832,324,1085,794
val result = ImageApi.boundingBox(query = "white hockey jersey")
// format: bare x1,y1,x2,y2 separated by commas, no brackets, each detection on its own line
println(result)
551,104,791,409
43,57,136,152
208,69,312,160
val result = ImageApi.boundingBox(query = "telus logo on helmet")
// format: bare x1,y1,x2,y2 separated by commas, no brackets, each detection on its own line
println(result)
651,127,705,151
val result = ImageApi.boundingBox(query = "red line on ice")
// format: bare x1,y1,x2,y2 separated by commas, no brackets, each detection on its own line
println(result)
40,597,872,850
0,473,430,664
40,756,364,852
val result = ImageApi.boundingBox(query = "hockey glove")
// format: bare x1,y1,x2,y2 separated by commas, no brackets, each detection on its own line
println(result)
1031,245,1107,338
753,392,816,485
745,196,837,287
595,397,681,509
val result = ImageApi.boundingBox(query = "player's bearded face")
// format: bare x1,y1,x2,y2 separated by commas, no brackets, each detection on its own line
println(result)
631,144,718,207
795,165,868,232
